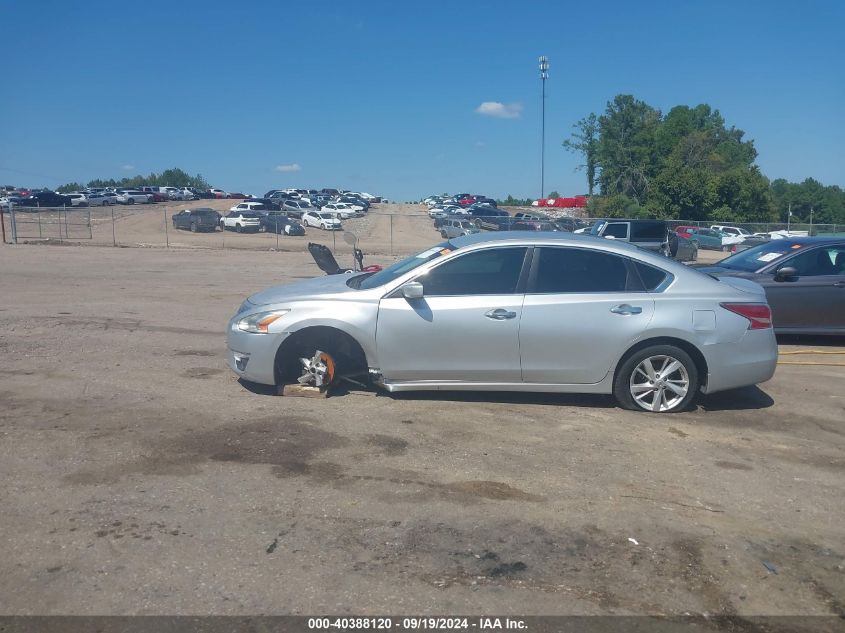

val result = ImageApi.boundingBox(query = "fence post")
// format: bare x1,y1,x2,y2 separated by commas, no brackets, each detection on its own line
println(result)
38,209,42,238
163,207,169,248
111,205,116,246
60,206,66,243
332,228,336,251
0,206,6,244
10,207,17,243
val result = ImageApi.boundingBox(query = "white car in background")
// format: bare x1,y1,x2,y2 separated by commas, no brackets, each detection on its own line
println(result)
229,202,268,214
302,210,342,230
66,193,89,207
322,202,359,219
116,190,152,204
710,225,752,240
210,188,228,199
221,210,262,232
85,192,114,206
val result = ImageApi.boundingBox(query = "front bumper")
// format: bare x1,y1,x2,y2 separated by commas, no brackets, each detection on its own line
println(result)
226,318,289,385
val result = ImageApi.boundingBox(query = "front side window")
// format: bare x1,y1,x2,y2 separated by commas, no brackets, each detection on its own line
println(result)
417,247,527,296
784,246,845,276
530,247,635,293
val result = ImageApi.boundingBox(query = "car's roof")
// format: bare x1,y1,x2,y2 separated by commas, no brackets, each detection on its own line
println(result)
765,236,845,246
448,231,697,276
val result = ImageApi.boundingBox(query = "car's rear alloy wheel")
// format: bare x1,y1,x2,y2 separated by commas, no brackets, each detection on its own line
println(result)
614,345,698,413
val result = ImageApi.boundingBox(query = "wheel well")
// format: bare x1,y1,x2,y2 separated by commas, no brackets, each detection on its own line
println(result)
614,337,708,388
273,326,368,385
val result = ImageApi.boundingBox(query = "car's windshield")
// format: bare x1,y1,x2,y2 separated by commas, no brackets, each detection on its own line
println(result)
354,242,454,290
717,241,799,272
319,213,334,219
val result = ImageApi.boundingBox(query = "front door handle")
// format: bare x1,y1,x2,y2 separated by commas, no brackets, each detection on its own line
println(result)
485,308,517,320
610,304,643,315
834,281,845,288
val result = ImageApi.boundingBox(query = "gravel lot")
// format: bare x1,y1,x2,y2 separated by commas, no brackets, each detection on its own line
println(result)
0,242,843,618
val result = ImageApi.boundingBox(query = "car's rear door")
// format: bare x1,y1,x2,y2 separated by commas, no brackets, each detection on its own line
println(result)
376,247,529,382
519,247,656,384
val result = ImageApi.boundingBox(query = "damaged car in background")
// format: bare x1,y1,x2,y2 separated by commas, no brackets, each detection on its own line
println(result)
227,233,778,413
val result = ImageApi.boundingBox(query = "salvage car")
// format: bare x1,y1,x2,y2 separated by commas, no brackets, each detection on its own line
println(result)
695,237,845,335
172,208,221,232
221,210,261,232
227,233,778,413
302,210,342,231
261,211,305,236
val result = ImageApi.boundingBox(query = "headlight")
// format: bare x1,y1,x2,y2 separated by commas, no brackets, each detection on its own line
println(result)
236,309,290,333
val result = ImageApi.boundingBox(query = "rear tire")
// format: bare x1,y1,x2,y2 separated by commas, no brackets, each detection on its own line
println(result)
613,345,698,413
190,222,197,232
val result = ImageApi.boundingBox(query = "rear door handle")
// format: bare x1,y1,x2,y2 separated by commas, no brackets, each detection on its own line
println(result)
484,308,517,320
610,304,643,315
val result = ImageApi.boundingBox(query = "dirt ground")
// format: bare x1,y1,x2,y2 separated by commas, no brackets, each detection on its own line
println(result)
0,243,843,619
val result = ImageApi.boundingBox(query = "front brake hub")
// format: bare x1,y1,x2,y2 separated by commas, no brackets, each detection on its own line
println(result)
298,350,336,388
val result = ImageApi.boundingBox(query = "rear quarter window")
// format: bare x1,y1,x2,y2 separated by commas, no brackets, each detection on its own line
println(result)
634,261,670,291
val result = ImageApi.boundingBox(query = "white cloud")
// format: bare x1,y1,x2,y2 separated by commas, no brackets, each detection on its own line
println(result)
274,163,302,173
475,102,523,119
121,164,135,171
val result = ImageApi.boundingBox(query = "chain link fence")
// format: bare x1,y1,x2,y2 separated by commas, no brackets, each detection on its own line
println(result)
2,205,843,258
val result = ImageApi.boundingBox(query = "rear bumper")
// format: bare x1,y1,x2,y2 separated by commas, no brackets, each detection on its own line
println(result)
700,329,778,394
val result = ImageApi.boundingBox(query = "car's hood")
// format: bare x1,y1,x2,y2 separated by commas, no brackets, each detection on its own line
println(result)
247,273,362,306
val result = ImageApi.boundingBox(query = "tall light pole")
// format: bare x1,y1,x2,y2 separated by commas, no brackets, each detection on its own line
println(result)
539,55,549,199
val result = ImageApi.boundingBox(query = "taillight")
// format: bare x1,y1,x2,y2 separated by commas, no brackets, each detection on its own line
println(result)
720,303,772,330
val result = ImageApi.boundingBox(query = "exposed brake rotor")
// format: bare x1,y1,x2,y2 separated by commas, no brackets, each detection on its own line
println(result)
298,350,336,388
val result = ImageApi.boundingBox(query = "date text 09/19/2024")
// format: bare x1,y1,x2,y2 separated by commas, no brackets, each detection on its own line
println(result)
307,618,527,630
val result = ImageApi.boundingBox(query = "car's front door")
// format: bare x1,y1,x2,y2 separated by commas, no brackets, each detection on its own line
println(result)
376,247,529,382
519,247,656,384
761,244,845,331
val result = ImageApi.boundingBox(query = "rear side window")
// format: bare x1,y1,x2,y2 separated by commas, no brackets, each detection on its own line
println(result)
530,248,635,293
419,247,527,296
634,261,670,291
630,221,667,241
604,223,629,239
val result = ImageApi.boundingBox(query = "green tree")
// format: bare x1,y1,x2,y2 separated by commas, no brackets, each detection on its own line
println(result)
595,95,661,201
548,190,560,198
57,182,85,193
562,113,599,196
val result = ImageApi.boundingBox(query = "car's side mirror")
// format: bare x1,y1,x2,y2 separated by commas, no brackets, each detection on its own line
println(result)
774,266,798,282
401,282,424,300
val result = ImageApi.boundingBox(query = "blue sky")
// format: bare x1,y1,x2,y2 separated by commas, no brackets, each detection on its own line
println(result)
2,0,843,201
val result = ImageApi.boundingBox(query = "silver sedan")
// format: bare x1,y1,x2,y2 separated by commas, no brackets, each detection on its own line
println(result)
227,233,778,413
